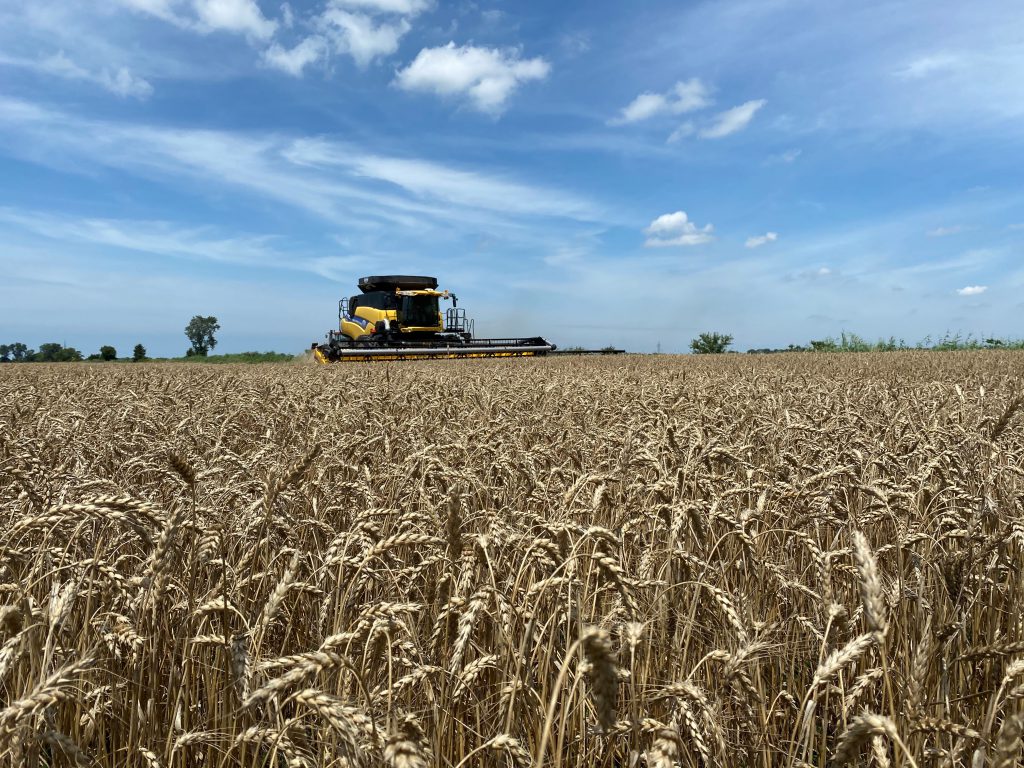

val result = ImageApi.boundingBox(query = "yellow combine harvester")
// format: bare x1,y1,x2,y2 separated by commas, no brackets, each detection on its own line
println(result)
312,275,559,363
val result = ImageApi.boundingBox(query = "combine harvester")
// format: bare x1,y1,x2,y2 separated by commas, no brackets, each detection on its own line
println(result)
312,275,624,363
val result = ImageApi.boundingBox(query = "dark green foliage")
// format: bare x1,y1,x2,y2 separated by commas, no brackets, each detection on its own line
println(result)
0,343,32,362
184,315,220,357
99,345,117,361
690,332,733,354
133,344,147,362
32,343,83,362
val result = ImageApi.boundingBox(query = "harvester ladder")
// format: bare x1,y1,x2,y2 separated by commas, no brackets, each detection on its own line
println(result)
445,307,474,338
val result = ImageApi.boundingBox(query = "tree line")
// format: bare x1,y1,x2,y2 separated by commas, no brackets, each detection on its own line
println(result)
0,315,221,363
0,343,148,363
691,330,1024,354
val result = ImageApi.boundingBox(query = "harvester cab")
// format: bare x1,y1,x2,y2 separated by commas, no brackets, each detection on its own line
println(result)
313,275,555,363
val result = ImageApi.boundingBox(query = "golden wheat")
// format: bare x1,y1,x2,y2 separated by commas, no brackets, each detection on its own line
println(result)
1,352,1022,766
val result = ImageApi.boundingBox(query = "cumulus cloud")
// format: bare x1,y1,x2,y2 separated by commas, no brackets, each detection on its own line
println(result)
266,0,430,74
699,99,766,139
643,211,713,247
745,232,778,248
319,9,409,67
956,285,987,296
263,36,326,76
611,78,710,125
118,0,431,76
193,0,278,39
394,43,550,113
927,225,962,237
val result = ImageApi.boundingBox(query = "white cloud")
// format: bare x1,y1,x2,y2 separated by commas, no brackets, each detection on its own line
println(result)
193,0,277,39
643,211,713,247
956,285,987,296
666,122,695,143
896,53,962,79
927,225,962,237
699,99,766,139
328,0,432,15
611,78,711,125
263,36,326,76
766,148,801,164
791,266,835,280
117,0,188,24
119,0,278,37
0,96,604,235
0,206,374,282
745,232,778,248
394,42,550,113
0,51,153,99
283,138,598,219
319,9,409,67
101,67,155,98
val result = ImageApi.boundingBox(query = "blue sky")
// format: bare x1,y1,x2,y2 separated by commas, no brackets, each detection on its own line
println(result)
1,0,1022,355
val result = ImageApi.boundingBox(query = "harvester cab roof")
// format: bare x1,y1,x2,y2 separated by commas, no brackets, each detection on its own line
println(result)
357,275,438,293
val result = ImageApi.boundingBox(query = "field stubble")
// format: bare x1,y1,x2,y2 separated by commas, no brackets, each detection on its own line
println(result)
1,353,1023,767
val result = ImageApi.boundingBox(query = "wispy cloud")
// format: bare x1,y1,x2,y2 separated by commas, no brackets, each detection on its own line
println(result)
283,138,599,219
394,42,550,113
117,0,278,38
790,266,836,281
699,99,766,139
745,232,778,248
895,52,962,79
666,122,695,143
329,0,433,14
643,211,713,247
0,206,374,281
0,51,152,98
0,97,602,235
765,148,801,164
927,225,963,237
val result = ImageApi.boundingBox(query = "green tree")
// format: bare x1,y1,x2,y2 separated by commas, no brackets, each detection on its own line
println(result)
34,343,83,362
690,332,733,354
133,344,147,362
4,342,32,362
0,345,9,363
99,345,117,361
185,315,220,357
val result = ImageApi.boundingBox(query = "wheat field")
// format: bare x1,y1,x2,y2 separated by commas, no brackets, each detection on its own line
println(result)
1,353,1023,767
